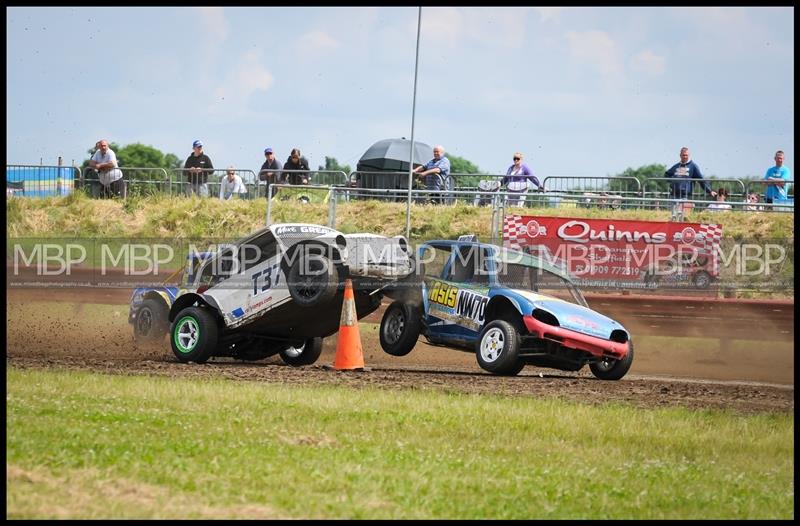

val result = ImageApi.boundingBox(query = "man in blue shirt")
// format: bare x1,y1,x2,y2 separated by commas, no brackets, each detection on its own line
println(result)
664,147,716,200
764,150,791,203
414,144,451,204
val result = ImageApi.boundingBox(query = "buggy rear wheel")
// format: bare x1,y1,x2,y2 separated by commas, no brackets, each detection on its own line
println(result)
286,249,339,307
133,298,169,342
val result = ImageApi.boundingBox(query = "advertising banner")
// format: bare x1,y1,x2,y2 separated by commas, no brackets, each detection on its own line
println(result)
503,215,723,289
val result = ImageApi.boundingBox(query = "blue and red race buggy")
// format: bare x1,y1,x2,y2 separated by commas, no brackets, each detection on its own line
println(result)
379,236,634,380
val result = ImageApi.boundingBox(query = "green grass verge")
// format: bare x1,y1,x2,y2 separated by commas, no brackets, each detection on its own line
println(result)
6,192,794,242
7,194,794,296
7,368,793,519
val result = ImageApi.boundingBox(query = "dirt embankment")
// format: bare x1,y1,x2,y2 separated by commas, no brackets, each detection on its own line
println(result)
6,288,793,414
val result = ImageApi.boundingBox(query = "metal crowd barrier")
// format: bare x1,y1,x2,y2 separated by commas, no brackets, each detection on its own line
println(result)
542,175,642,195
254,170,347,198
348,170,460,204
642,177,746,202
81,166,171,198
6,161,795,217
265,182,335,226
348,170,418,202
744,179,794,208
539,176,642,210
6,165,80,198
168,168,258,199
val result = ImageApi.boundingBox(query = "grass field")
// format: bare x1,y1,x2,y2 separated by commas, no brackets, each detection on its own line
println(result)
6,192,794,242
7,368,793,519
7,194,794,297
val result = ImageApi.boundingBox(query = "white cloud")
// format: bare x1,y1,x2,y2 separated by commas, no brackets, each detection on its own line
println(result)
196,7,229,42
466,8,528,49
211,50,274,116
420,7,528,49
533,7,563,23
296,30,341,60
194,7,229,65
630,49,666,77
419,7,463,48
683,7,784,58
565,30,623,78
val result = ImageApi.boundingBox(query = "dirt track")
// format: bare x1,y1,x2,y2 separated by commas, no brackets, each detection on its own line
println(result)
6,287,794,414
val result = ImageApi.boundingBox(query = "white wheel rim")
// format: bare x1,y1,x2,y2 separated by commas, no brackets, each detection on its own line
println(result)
284,342,306,359
177,318,199,351
480,327,505,363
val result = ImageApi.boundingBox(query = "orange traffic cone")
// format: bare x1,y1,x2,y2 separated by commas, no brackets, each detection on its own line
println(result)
333,279,365,370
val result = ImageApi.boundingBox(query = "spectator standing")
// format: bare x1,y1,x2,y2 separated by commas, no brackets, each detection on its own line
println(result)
706,187,732,211
501,151,540,207
259,147,284,197
219,166,247,200
89,139,124,198
763,150,791,203
283,148,310,185
413,144,451,203
664,147,716,200
184,140,214,197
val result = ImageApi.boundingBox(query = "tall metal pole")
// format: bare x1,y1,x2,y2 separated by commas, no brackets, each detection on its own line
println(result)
405,6,422,241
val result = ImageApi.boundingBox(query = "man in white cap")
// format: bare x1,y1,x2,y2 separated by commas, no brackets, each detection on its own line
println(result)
183,139,214,197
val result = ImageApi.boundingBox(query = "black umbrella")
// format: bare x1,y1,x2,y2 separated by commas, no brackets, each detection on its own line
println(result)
357,138,433,172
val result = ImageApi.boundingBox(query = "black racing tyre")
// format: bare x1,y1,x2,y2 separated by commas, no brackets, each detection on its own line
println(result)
590,341,634,381
497,360,526,377
280,337,323,366
133,298,169,342
286,249,338,307
475,319,522,375
379,301,422,357
170,306,219,364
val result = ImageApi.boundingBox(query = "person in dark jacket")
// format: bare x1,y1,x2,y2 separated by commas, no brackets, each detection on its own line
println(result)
283,148,310,185
664,147,716,200
184,139,214,197
259,147,283,197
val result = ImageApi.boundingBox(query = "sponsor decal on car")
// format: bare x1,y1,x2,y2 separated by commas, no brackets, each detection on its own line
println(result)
427,280,489,332
274,225,334,236
245,295,273,315
251,264,282,297
565,314,600,330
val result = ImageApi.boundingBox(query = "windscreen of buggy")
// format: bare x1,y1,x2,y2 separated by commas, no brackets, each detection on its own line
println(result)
498,263,588,307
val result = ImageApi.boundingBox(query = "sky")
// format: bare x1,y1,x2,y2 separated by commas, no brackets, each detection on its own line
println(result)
6,6,794,181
